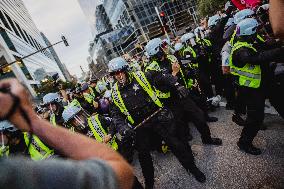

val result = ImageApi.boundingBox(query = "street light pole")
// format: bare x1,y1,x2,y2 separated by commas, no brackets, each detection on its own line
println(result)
0,36,69,70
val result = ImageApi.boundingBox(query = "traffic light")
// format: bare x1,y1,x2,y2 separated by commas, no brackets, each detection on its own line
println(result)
159,11,168,26
61,35,69,47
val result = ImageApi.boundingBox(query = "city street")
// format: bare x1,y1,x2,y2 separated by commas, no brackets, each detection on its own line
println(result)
133,107,284,189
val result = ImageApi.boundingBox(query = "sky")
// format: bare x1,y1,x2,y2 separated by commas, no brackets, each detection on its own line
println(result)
22,0,92,77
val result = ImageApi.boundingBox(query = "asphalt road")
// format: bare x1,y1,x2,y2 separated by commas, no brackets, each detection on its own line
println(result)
132,107,284,189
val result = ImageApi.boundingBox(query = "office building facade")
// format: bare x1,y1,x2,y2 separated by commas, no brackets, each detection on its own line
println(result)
80,0,197,76
0,0,64,95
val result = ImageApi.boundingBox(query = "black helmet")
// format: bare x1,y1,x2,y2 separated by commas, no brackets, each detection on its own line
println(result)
81,83,89,92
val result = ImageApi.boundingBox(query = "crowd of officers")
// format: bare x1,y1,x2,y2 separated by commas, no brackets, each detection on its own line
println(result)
1,1,283,189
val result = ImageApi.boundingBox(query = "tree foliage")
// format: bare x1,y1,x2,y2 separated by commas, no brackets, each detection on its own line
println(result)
197,0,228,18
36,77,75,95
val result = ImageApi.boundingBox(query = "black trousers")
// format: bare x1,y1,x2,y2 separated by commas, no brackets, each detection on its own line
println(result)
223,75,236,106
168,96,212,142
238,87,265,145
210,58,224,95
234,84,247,115
134,108,196,187
199,71,214,98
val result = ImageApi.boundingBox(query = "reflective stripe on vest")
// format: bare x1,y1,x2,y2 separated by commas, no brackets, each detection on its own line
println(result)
257,35,265,43
112,82,135,124
145,61,161,72
24,133,54,161
0,145,9,157
69,99,81,108
132,71,163,108
155,88,171,99
112,71,163,124
203,39,212,46
182,47,198,68
83,93,94,104
229,42,261,88
145,61,171,98
50,114,56,126
88,115,118,150
230,30,237,46
197,38,212,47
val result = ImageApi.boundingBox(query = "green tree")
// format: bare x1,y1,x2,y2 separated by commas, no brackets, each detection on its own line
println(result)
197,0,228,18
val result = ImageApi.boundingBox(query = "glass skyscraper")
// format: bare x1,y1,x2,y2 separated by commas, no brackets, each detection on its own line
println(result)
0,0,64,95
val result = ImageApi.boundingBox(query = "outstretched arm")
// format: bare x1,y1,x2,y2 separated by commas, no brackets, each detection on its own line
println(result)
0,79,133,189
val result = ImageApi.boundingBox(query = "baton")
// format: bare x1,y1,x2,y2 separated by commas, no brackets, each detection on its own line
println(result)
134,108,162,130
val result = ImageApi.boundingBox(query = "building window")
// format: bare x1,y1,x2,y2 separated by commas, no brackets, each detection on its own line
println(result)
28,34,36,48
3,13,21,38
0,11,11,30
31,37,39,50
14,22,28,43
23,29,33,46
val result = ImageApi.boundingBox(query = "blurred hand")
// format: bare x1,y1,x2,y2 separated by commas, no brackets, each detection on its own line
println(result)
0,79,37,132
103,134,112,143
93,101,99,108
172,62,180,76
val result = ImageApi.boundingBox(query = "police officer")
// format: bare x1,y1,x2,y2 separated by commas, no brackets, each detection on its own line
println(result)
81,83,99,110
230,18,283,155
89,76,99,95
195,26,215,99
71,86,96,114
208,11,232,96
43,93,64,126
108,57,206,188
145,38,221,144
62,105,118,151
0,121,25,157
223,9,257,124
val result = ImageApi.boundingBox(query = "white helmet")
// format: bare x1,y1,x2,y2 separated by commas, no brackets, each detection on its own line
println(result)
181,32,196,46
43,93,61,105
208,15,221,28
174,43,183,52
180,33,195,43
108,57,128,73
194,26,206,39
236,18,259,37
0,121,18,132
234,9,255,25
96,81,107,94
62,105,81,123
145,38,162,56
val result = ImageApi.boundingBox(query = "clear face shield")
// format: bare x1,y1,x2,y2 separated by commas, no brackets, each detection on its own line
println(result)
69,111,89,131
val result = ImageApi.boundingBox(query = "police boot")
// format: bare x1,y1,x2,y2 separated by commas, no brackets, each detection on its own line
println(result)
237,141,261,155
232,114,246,126
202,137,222,145
187,166,206,183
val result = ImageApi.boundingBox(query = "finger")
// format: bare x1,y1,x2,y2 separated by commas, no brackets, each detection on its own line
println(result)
0,78,16,89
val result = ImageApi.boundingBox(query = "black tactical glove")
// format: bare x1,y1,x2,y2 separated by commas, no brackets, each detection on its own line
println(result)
120,127,135,141
176,84,189,99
